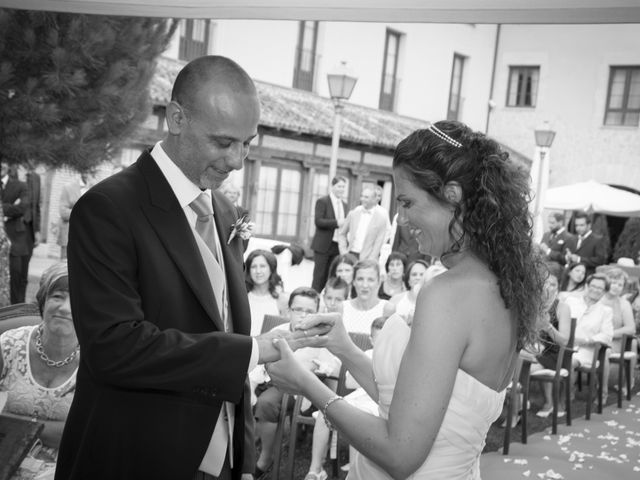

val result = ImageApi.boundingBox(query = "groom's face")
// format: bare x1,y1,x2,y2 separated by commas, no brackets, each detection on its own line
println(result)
170,83,260,190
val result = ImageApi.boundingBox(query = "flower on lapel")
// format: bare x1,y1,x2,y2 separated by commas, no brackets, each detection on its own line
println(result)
228,215,255,244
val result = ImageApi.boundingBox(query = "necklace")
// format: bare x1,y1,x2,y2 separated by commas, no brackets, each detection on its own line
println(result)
35,325,80,368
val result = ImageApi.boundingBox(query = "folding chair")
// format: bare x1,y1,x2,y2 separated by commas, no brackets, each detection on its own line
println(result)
575,341,609,420
0,303,41,335
608,333,637,407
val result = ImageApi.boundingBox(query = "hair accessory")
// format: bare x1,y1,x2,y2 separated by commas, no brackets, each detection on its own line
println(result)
427,124,462,148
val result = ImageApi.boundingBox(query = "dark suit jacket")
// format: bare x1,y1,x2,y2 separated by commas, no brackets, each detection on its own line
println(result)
566,231,607,271
310,195,347,254
1,178,30,256
541,228,575,265
56,152,255,480
24,171,41,238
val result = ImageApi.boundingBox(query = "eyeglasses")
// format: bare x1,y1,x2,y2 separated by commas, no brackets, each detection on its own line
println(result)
290,307,316,316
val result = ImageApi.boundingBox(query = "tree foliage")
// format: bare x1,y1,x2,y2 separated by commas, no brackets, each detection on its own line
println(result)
613,217,640,262
0,9,177,172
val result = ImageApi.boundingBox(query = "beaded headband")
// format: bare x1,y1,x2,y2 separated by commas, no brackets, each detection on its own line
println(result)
427,124,462,148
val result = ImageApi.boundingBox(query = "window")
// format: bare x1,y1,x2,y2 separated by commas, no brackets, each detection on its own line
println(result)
253,164,302,240
447,54,465,121
604,66,640,126
179,19,210,61
506,66,539,107
293,21,319,91
379,29,401,111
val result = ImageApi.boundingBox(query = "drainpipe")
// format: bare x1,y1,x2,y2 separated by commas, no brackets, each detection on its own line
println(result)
485,24,501,135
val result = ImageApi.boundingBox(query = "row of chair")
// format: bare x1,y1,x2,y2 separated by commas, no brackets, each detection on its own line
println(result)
271,330,372,480
503,316,638,454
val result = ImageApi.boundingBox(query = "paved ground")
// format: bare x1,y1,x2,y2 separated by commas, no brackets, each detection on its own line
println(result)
481,391,640,479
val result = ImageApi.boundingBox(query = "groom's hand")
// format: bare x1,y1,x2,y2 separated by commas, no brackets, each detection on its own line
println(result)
255,313,336,364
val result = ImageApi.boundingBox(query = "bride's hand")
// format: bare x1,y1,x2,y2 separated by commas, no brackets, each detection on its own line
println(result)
267,339,317,395
297,312,352,356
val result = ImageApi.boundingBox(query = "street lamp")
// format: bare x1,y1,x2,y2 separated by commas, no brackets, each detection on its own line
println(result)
327,61,358,181
532,121,557,238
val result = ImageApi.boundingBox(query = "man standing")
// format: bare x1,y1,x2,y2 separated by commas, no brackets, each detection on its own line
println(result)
24,161,41,257
57,56,327,480
57,173,94,259
540,212,574,266
310,176,347,292
565,211,607,275
1,163,30,304
338,185,390,261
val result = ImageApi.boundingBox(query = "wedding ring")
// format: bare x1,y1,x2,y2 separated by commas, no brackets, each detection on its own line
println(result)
303,330,308,337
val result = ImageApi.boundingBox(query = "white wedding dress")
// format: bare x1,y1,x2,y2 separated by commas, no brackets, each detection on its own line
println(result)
348,314,506,480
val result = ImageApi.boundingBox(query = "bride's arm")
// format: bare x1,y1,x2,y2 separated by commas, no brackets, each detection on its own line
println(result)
334,342,378,401
272,282,467,479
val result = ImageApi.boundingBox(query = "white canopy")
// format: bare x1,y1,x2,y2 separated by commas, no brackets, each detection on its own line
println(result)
2,0,640,23
544,180,640,217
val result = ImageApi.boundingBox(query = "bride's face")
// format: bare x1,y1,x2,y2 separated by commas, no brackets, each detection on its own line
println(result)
393,168,454,257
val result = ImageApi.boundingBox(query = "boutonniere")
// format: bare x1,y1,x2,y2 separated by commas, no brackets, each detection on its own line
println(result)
558,239,564,245
228,215,255,244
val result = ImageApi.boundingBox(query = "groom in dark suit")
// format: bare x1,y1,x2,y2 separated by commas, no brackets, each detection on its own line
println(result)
57,56,328,480
310,176,348,292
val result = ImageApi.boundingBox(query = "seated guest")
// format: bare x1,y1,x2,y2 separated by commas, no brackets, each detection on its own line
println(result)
304,316,387,480
0,262,77,475
564,273,614,401
558,262,587,300
378,251,407,300
253,287,340,478
383,259,430,324
528,264,573,417
245,249,288,336
342,259,390,333
322,276,350,315
326,253,358,298
600,268,637,391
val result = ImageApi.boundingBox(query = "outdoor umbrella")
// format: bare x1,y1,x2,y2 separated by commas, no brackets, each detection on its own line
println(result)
544,179,640,217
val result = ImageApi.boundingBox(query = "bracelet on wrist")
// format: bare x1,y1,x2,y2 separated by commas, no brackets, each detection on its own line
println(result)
322,395,343,430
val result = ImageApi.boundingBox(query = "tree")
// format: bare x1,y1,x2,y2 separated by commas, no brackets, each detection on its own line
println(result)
0,10,177,304
613,217,640,262
0,10,177,170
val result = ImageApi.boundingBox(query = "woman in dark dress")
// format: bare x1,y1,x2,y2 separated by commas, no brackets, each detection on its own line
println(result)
531,264,572,417
378,251,408,300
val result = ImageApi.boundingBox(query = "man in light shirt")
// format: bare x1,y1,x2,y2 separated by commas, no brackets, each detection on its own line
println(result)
564,273,614,401
338,186,390,261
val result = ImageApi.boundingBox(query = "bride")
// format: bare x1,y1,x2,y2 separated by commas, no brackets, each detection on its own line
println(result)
267,120,544,479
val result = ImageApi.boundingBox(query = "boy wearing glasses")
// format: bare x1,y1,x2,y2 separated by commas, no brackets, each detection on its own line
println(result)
252,287,340,478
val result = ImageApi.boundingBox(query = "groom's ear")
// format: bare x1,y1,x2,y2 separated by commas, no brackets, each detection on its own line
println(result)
166,101,188,135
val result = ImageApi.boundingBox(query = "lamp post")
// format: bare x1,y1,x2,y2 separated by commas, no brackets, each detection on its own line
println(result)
327,61,358,181
532,121,556,238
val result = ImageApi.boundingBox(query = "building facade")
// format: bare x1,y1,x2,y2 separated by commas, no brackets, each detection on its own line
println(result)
38,20,640,253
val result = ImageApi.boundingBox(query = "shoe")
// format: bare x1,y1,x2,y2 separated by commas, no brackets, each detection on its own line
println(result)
498,414,521,428
255,462,273,480
304,469,328,480
536,407,553,418
557,410,566,418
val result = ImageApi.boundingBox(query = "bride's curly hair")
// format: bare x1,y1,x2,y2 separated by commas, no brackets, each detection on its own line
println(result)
393,120,544,349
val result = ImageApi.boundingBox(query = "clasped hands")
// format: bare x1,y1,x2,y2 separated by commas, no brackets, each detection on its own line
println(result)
259,312,351,394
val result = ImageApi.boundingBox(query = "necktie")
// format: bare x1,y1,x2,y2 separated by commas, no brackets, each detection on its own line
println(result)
190,193,227,329
190,193,235,475
576,236,583,250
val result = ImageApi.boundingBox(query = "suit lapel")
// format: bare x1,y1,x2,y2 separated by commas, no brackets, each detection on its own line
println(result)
211,192,251,336
137,153,225,332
